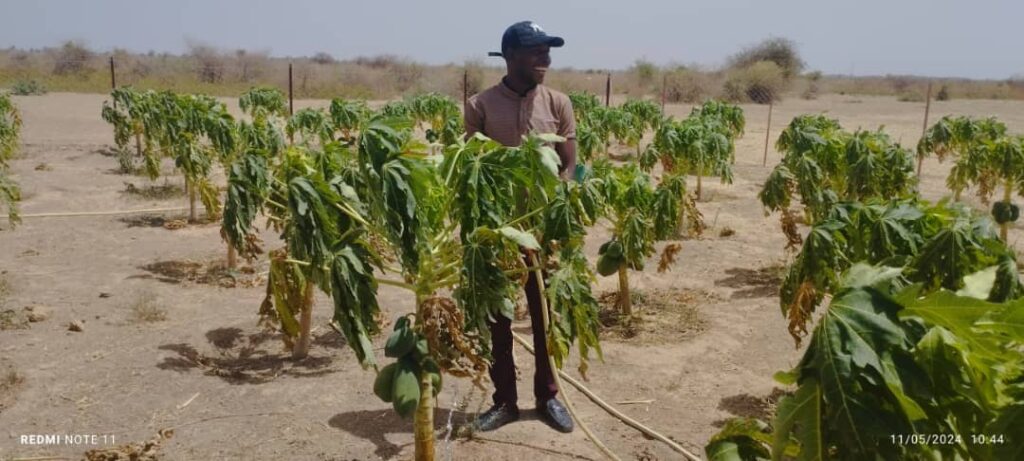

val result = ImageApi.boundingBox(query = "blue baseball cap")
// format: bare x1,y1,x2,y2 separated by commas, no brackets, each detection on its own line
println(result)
488,21,564,58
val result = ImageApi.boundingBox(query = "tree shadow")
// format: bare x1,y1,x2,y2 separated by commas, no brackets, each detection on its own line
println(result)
713,388,790,427
714,266,783,299
327,407,475,460
460,435,598,460
155,326,344,384
137,259,263,288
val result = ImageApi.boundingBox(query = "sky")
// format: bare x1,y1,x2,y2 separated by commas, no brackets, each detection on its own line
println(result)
2,0,1022,80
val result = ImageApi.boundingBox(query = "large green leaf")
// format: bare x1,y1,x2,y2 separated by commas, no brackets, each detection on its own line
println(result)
771,378,821,461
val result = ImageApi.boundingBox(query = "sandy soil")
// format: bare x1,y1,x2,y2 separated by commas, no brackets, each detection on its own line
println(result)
2,92,1024,461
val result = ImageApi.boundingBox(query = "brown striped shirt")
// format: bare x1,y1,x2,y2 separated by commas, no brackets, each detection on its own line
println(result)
464,79,576,152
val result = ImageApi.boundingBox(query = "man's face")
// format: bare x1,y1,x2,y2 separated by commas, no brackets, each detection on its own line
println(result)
509,45,551,85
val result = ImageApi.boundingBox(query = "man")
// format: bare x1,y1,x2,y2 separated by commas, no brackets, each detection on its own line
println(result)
463,20,577,433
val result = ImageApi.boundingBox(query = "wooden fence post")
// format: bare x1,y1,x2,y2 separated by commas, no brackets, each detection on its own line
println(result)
918,82,933,177
288,62,294,116
762,101,773,166
605,73,611,107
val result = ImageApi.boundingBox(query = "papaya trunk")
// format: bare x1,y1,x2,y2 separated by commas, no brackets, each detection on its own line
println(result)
134,132,142,158
292,282,315,360
413,370,435,461
696,158,703,200
677,201,687,237
226,239,237,270
617,265,632,317
186,178,197,223
1001,178,1013,241
916,154,923,178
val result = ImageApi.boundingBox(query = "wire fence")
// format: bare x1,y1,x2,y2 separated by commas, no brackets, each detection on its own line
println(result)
6,54,1024,167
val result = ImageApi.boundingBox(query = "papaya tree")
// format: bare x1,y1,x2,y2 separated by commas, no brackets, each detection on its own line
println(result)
917,115,1007,195
239,116,601,460
919,116,1024,240
690,100,745,137
759,115,916,246
286,107,334,147
711,263,1024,461
0,92,22,226
238,86,288,120
406,93,460,134
221,87,289,269
101,87,164,174
644,100,744,201
328,98,371,143
605,100,663,158
764,267,1024,461
591,160,681,317
156,93,237,223
569,92,611,162
976,136,1024,241
779,198,1021,344
707,199,1024,460
237,86,287,155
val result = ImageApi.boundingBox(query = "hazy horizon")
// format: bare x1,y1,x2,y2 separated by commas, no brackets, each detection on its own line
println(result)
2,0,1022,80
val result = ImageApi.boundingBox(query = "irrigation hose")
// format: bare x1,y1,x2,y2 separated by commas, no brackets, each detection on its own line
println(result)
18,206,189,218
510,332,701,461
527,253,622,461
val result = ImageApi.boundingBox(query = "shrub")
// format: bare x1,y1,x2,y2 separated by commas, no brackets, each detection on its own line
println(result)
53,41,92,75
728,37,804,79
663,67,711,103
234,49,269,82
936,84,950,101
801,71,822,100
9,80,47,96
898,91,925,102
631,58,658,89
188,43,225,84
311,52,335,65
723,61,785,104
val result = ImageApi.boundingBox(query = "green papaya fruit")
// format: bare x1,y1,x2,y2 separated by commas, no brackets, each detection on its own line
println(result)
606,241,624,259
598,240,611,254
391,359,421,418
596,253,622,276
413,338,429,359
993,201,1013,224
422,358,442,396
385,327,415,358
1011,204,1020,222
373,363,398,403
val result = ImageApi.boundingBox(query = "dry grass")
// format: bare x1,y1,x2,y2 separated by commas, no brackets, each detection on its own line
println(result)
0,273,10,304
821,75,1024,101
3,46,1022,105
597,287,713,344
0,362,24,413
3,369,23,389
127,291,168,323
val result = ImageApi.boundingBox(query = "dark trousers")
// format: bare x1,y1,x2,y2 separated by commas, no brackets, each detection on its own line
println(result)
488,255,558,407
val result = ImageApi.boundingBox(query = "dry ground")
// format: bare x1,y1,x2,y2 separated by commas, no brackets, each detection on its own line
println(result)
2,92,1024,460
